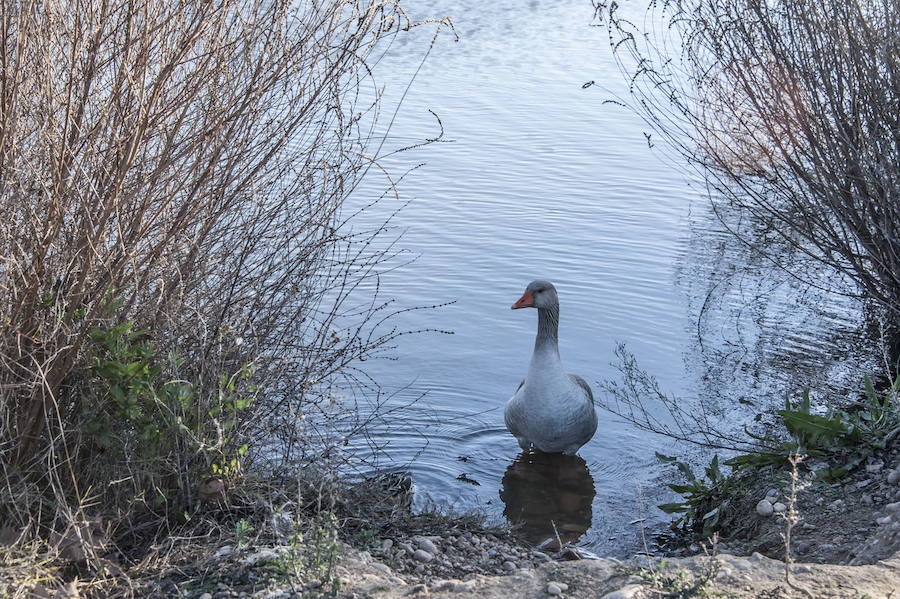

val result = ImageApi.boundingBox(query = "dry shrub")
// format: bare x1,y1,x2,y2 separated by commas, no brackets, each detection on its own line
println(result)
598,0,900,352
0,0,439,557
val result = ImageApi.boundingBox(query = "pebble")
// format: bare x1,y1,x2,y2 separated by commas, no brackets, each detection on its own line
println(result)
862,494,874,505
406,583,427,596
766,488,778,497
601,587,642,599
877,516,893,526
772,502,787,513
867,462,883,473
828,499,844,510
214,545,235,559
372,562,393,576
382,539,394,551
413,549,434,562
415,536,439,555
400,543,415,555
856,479,873,489
199,594,212,599
502,560,517,571
756,499,774,516
885,502,900,513
887,470,900,484
547,582,563,595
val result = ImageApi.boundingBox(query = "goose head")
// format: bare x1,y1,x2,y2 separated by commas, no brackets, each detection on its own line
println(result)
511,280,558,310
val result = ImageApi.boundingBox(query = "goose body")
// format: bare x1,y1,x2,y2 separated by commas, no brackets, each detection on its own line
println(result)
504,280,597,455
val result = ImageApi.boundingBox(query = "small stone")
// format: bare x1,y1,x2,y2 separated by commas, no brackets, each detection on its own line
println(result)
885,501,900,513
372,563,392,576
828,499,844,510
414,564,425,573
756,499,774,516
772,502,787,513
766,488,778,497
547,582,562,596
215,545,235,559
400,543,415,554
867,462,883,473
405,583,427,596
199,594,212,599
862,494,874,505
887,470,900,484
413,549,434,562
382,539,394,551
876,516,893,526
856,479,873,489
502,561,517,571
601,587,642,599
414,536,439,555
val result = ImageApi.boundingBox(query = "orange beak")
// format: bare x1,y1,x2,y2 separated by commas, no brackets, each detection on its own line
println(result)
511,289,534,309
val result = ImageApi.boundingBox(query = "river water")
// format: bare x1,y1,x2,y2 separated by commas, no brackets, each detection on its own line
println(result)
340,0,869,556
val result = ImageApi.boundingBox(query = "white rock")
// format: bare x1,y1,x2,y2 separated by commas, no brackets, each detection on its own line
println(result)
215,545,235,559
412,549,434,562
601,586,642,599
547,582,563,596
772,502,787,513
381,539,394,551
199,594,212,599
756,499,774,516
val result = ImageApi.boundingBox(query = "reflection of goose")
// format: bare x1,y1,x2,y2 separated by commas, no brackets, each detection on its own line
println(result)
505,280,597,455
500,451,595,546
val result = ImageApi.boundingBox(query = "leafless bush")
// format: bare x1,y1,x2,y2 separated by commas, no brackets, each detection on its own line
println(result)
597,0,900,356
0,0,442,553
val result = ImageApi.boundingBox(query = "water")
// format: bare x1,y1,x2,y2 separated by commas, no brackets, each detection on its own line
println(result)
337,0,869,556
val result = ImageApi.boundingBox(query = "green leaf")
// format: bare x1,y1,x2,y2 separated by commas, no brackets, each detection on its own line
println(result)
658,503,689,514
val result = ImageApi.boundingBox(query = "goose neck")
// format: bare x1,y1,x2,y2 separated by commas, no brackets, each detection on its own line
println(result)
533,305,560,355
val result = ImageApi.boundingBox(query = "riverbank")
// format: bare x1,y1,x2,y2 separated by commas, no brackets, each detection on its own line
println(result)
4,449,900,599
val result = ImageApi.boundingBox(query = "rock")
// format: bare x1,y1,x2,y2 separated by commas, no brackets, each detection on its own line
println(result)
877,516,893,526
887,470,900,484
546,582,563,595
414,536,439,555
601,587,642,599
828,499,845,510
756,499,774,516
862,494,874,505
502,560,517,571
885,502,900,513
199,594,212,599
856,479,873,489
405,583,427,596
242,549,281,566
867,462,883,473
215,545,235,559
381,539,394,551
412,549,434,562
372,562,393,576
772,502,787,513
400,543,415,554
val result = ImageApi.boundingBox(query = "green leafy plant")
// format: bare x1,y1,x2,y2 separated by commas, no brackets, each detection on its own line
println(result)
727,375,900,480
657,453,737,537
269,512,342,596
235,519,255,547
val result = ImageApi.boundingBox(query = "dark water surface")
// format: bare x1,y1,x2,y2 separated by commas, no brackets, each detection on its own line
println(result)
340,0,868,556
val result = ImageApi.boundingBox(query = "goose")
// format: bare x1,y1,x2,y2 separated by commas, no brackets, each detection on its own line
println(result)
504,280,597,455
